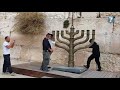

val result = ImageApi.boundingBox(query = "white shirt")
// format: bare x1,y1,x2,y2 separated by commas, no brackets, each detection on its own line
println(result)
3,41,10,55
48,39,55,48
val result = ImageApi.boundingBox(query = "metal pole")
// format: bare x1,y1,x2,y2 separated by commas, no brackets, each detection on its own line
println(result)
113,20,114,32
97,12,101,18
112,16,115,32
80,12,81,18
71,12,74,28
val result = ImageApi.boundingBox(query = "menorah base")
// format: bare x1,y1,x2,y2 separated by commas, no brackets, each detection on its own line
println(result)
52,66,87,74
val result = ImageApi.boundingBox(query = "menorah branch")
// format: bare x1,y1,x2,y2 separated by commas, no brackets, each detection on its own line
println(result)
74,30,95,53
74,30,90,47
52,26,95,67
74,39,95,53
56,31,69,47
73,30,79,36
55,43,69,53
61,31,70,41
66,30,70,35
52,31,55,41
74,30,84,41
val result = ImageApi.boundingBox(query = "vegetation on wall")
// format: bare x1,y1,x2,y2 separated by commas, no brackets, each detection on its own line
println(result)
63,19,69,28
13,12,46,34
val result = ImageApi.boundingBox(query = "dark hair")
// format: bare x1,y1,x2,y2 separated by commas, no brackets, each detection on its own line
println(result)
46,33,53,37
46,33,51,36
5,36,8,40
50,34,53,37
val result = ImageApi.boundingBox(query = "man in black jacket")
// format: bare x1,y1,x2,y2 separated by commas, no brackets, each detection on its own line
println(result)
40,33,53,71
84,39,101,71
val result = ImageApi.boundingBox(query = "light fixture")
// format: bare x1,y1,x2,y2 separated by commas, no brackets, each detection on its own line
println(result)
108,16,115,23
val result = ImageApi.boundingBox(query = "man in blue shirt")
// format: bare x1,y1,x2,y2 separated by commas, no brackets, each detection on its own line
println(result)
40,33,53,71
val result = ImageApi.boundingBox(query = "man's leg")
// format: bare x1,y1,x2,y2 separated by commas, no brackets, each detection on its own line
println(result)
86,54,94,69
95,56,101,71
7,55,13,73
41,51,50,71
47,53,52,68
3,55,8,73
41,51,46,70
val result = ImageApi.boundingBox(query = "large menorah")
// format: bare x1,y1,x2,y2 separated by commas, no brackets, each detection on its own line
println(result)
52,12,95,67
52,26,95,67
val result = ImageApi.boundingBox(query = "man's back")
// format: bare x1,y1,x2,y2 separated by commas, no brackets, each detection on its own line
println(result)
43,38,51,51
3,41,10,55
90,42,100,57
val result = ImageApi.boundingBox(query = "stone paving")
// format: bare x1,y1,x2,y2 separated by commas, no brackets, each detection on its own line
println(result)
0,57,34,78
0,57,120,78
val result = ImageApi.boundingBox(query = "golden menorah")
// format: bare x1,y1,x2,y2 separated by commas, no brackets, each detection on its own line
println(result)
52,26,95,67
51,12,95,67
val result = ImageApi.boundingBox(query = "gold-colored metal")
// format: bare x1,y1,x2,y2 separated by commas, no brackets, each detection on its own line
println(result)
52,12,95,67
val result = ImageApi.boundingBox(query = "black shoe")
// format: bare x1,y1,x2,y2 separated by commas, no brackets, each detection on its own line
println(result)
40,67,43,70
40,68,49,72
97,69,102,71
43,69,49,72
83,65,89,69
48,66,51,69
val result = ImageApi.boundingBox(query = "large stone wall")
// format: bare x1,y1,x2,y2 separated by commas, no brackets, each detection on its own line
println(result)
1,12,120,72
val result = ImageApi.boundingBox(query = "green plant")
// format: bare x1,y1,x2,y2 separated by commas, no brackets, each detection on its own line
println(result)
14,12,46,34
63,20,69,28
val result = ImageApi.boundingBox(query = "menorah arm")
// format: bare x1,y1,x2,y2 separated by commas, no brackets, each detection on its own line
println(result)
74,30,90,47
52,31,55,41
66,30,70,35
55,43,69,53
73,30,79,36
74,30,84,41
57,31,69,47
74,39,95,53
61,31,70,41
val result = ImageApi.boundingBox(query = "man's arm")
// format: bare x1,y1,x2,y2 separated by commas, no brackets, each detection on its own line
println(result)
89,42,94,48
47,40,53,52
11,40,15,48
6,40,15,49
89,45,93,48
43,39,53,52
48,48,53,52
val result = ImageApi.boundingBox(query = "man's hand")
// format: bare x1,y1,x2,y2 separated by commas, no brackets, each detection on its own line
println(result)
49,48,53,52
11,39,15,43
10,39,15,48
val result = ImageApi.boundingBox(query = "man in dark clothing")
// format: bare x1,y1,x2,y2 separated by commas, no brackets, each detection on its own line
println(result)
40,33,53,71
84,39,101,71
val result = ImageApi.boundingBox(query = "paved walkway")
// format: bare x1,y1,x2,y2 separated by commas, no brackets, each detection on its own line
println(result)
12,62,120,78
0,57,34,78
1,57,120,78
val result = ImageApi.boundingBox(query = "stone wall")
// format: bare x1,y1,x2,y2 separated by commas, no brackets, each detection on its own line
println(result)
0,12,120,72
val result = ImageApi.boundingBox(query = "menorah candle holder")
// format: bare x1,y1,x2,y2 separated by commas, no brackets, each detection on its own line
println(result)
52,26,95,67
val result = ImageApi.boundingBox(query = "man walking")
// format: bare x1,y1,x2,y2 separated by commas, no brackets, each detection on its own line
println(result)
2,36,15,75
84,39,101,71
40,33,53,71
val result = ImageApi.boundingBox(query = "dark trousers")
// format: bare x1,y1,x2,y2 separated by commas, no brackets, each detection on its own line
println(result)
40,51,50,71
3,54,13,73
87,54,101,69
